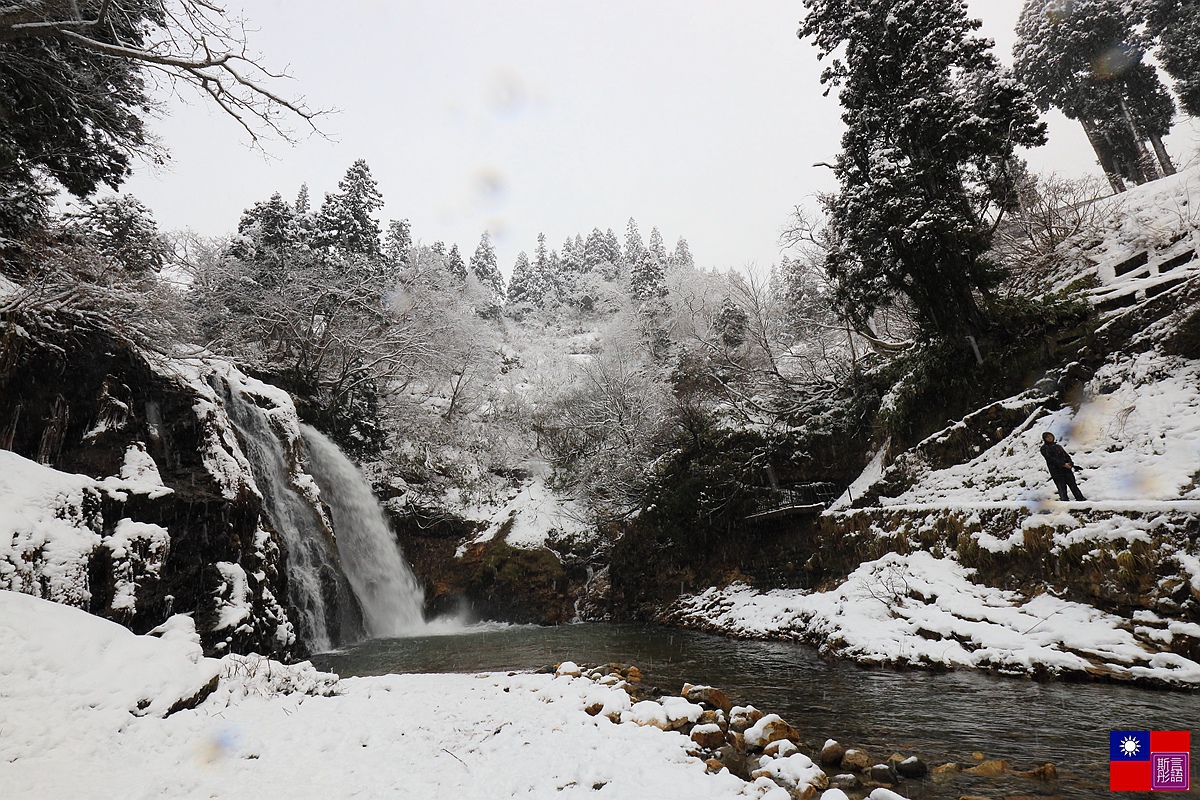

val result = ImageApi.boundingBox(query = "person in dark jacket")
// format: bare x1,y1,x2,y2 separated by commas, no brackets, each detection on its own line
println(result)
1040,431,1086,501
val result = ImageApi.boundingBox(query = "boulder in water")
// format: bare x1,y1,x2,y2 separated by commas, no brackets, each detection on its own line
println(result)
820,739,846,767
828,773,861,790
729,705,764,733
840,748,873,772
964,759,1008,776
869,763,898,784
896,755,929,778
1016,762,1057,780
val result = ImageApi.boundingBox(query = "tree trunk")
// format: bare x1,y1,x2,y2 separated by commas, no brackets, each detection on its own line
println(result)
1150,134,1176,176
1080,119,1126,193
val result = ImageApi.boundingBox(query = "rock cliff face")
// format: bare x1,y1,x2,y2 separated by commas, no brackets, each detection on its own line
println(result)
0,312,337,659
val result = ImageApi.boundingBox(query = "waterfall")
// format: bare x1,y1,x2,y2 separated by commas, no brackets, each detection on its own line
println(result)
223,387,364,652
301,425,426,636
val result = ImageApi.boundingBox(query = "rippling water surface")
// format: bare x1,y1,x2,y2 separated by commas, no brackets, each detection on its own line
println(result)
313,623,1199,799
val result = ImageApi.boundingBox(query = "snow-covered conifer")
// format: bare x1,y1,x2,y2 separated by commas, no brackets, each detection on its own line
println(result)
446,243,467,284
1144,0,1200,118
799,0,1045,336
1015,0,1175,189
669,237,695,272
315,159,384,258
470,231,505,301
623,218,646,268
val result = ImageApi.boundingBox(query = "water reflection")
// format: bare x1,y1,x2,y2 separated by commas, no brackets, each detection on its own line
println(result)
314,624,1198,800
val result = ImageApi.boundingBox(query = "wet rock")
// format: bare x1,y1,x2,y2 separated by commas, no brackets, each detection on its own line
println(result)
869,763,899,784
625,665,642,683
743,713,800,749
763,739,798,758
840,748,873,772
682,683,732,713
820,739,846,767
971,751,987,761
964,759,1008,776
828,773,862,790
690,723,727,750
896,755,929,778
932,762,960,775
1015,762,1057,781
729,705,764,732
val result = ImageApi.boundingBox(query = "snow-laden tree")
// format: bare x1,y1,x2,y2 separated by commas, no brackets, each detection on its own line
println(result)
583,227,621,277
623,218,646,269
226,192,305,288
0,0,318,243
1144,0,1200,117
507,251,536,305
799,0,1046,337
668,237,695,272
1014,0,1175,191
446,243,467,284
315,159,384,260
63,195,166,276
647,227,667,265
469,231,505,304
630,249,667,302
383,220,412,272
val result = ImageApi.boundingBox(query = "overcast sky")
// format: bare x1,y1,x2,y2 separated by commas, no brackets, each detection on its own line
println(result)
123,1,1200,276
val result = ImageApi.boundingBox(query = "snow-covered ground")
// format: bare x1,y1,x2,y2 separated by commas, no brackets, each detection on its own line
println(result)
667,551,1200,686
2,591,891,800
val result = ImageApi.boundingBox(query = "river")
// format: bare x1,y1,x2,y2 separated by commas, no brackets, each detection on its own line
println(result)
313,623,1198,799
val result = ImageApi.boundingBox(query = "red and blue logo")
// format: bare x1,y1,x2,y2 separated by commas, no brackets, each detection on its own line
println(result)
1110,730,1191,792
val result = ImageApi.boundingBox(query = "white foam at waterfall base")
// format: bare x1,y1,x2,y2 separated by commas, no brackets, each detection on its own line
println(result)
301,425,427,636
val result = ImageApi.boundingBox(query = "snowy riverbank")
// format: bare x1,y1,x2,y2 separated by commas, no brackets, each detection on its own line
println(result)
664,551,1200,687
4,590,926,800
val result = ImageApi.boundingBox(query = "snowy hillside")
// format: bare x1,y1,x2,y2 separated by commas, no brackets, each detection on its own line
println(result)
665,170,1200,684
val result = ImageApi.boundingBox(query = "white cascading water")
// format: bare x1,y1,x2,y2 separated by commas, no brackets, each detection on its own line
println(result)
301,424,426,636
223,387,363,652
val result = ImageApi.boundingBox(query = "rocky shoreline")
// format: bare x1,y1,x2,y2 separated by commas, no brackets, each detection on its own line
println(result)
553,660,1065,800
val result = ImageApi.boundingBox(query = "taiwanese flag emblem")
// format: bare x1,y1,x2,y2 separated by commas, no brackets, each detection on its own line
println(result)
1110,730,1191,792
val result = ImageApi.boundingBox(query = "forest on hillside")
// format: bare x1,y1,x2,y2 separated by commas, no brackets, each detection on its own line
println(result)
1,0,1199,577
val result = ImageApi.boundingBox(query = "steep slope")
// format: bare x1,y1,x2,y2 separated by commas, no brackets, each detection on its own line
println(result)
663,169,1200,685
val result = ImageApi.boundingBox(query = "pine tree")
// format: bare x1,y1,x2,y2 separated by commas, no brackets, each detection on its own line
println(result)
383,220,412,271
67,195,166,276
507,251,536,305
800,0,1046,336
623,218,646,268
1144,0,1200,117
630,249,667,301
648,227,667,265
230,191,303,287
446,244,468,284
533,232,560,304
315,159,384,258
602,228,623,279
470,231,505,301
583,228,609,273
669,237,695,272
1014,0,1175,190
295,183,311,215
560,235,583,273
